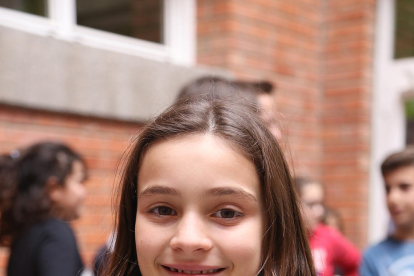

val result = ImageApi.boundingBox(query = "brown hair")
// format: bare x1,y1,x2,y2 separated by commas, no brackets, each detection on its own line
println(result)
0,142,85,245
381,147,414,176
107,96,315,276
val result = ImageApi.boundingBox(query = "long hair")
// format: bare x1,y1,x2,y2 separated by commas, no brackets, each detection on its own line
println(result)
107,96,315,276
0,142,84,245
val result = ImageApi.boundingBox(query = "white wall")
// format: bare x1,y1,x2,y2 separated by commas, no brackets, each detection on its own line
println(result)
369,0,414,244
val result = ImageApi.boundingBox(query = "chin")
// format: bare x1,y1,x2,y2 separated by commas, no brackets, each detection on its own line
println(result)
64,212,80,222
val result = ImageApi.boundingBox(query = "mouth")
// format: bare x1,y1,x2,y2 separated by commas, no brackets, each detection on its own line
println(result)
162,265,225,274
390,209,403,216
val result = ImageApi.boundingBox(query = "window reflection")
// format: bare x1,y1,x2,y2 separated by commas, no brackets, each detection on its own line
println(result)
76,0,164,44
0,0,47,17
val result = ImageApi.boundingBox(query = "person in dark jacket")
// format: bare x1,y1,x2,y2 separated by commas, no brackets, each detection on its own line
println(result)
0,142,88,276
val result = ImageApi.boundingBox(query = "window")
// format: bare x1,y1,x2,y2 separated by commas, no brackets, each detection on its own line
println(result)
0,0,195,65
394,0,414,59
0,0,47,17
76,0,164,44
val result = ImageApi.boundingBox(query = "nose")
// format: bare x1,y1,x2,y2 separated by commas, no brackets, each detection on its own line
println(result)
170,213,213,254
78,184,87,201
312,203,325,221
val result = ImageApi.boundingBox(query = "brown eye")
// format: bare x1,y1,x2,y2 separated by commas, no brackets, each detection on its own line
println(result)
151,206,177,216
221,210,235,218
214,209,243,219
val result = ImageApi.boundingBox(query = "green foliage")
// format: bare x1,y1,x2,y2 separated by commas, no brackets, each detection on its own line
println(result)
405,100,414,119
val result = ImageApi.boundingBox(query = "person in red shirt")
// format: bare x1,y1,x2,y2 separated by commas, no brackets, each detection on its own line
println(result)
294,178,361,276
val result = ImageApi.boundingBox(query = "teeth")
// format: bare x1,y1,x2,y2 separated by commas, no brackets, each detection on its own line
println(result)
166,267,220,274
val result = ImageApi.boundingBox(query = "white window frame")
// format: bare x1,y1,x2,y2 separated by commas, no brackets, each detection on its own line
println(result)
0,0,195,66
370,0,414,244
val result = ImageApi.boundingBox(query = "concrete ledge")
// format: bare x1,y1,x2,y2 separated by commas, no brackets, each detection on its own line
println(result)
0,26,227,121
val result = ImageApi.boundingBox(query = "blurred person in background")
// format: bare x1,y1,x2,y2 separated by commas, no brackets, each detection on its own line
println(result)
360,148,414,275
177,76,281,140
0,142,90,276
323,206,344,234
323,206,346,276
294,177,361,276
0,154,14,212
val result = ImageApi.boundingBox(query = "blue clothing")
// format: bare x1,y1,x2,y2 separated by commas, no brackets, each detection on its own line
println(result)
360,237,414,276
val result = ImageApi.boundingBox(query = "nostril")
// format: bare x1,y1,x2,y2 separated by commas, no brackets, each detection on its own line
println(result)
170,232,213,253
169,215,214,253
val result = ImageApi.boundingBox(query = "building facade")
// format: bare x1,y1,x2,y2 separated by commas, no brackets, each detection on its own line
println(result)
1,0,413,273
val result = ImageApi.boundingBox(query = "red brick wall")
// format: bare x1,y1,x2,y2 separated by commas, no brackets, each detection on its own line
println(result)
197,0,376,248
198,0,325,179
322,0,375,247
0,104,140,274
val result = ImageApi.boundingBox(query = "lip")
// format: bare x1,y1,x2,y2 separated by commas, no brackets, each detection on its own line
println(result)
390,209,403,216
162,264,226,275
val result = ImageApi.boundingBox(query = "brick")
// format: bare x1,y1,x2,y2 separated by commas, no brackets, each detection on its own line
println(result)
0,105,138,273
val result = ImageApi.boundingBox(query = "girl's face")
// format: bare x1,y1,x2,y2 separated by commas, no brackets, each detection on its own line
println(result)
49,160,87,221
135,134,264,276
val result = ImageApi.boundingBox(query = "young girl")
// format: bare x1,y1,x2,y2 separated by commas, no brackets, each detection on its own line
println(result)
0,142,88,276
107,96,316,276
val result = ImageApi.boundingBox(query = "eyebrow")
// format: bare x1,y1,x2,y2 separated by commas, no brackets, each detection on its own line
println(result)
205,187,258,202
138,185,257,202
138,185,180,198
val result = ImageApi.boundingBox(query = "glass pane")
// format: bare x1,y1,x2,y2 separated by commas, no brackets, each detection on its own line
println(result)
0,0,47,17
395,0,414,59
405,100,414,145
76,0,164,44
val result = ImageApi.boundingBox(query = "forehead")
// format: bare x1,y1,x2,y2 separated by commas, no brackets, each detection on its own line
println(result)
301,183,324,200
137,134,261,197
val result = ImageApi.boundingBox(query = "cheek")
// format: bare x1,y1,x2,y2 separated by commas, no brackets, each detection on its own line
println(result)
67,183,86,203
135,215,170,262
407,193,414,210
215,218,263,270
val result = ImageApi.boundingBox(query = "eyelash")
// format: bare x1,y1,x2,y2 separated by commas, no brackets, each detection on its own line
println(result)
147,206,244,220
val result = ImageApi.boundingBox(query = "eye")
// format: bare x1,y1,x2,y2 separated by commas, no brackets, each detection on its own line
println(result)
400,184,411,191
213,209,243,219
149,206,177,216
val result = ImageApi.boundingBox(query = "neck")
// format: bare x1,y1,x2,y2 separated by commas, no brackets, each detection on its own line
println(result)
393,224,414,241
